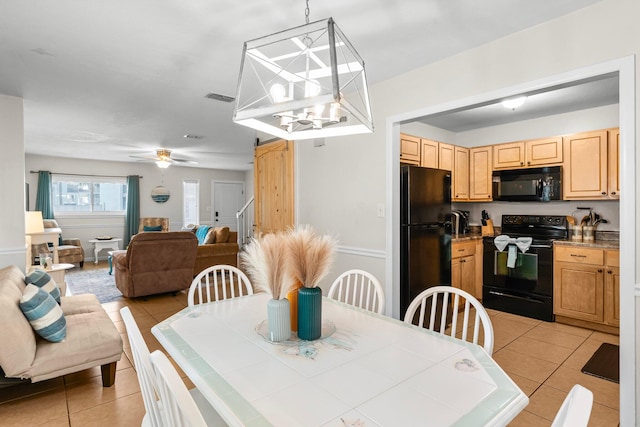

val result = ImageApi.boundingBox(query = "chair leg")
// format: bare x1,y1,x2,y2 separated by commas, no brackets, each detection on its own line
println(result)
101,362,117,387
80,261,84,268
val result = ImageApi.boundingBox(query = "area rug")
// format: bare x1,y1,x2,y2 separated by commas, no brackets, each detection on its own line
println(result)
581,342,619,383
65,267,123,304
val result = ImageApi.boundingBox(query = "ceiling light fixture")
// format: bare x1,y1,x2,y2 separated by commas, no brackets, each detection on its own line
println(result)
155,149,172,169
501,96,527,110
232,0,373,140
155,160,171,169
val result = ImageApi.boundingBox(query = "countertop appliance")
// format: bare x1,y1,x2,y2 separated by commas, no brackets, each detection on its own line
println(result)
451,209,470,235
492,166,562,202
482,214,567,321
400,165,452,317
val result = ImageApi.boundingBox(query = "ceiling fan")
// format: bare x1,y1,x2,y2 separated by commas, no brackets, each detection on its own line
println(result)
129,149,198,168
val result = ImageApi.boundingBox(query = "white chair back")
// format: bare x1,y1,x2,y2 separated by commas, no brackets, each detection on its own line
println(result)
327,269,385,314
403,286,494,354
120,307,162,427
188,265,253,307
551,384,593,427
149,350,208,427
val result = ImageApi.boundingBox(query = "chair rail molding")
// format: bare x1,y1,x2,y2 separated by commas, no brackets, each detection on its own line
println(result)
336,245,386,259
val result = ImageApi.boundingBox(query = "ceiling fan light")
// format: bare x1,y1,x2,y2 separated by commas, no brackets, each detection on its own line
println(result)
501,96,527,110
156,160,171,169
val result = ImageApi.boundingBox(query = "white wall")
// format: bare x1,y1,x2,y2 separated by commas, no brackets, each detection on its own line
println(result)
296,0,638,422
25,154,247,262
0,95,27,270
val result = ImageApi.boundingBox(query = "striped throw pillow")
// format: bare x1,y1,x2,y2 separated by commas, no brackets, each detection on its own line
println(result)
19,284,67,343
25,269,61,304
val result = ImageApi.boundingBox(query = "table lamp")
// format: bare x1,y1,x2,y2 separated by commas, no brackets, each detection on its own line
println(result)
25,211,44,268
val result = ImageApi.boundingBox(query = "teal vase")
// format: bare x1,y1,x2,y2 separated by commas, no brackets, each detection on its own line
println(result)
297,286,322,340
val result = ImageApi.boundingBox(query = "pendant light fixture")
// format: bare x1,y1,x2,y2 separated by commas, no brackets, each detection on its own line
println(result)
232,0,373,140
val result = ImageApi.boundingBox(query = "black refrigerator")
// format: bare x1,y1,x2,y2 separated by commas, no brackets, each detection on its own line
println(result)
400,165,452,317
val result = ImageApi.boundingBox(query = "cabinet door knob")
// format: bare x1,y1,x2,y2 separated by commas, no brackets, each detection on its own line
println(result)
608,270,613,274
598,269,603,273
520,162,524,166
527,161,531,165
611,191,617,195
602,192,607,195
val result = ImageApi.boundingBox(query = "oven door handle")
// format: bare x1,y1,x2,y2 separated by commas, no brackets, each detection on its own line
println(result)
486,290,546,304
529,244,552,249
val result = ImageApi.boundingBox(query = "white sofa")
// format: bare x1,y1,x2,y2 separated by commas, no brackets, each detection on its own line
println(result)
0,265,123,386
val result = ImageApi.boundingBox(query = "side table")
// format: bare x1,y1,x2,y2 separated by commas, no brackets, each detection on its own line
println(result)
88,238,123,264
29,263,75,296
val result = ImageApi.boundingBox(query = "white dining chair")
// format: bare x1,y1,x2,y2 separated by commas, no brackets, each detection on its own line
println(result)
120,307,226,427
551,384,594,427
327,269,385,314
403,286,494,354
188,265,253,307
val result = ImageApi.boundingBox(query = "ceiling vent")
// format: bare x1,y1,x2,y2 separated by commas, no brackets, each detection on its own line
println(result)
205,92,235,103
183,134,205,139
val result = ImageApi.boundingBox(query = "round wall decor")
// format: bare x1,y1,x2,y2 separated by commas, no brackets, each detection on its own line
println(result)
151,185,170,203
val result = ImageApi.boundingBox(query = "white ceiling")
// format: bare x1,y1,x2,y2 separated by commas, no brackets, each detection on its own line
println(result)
0,0,606,170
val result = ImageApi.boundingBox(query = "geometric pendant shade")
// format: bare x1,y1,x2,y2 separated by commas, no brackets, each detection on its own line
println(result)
233,18,373,140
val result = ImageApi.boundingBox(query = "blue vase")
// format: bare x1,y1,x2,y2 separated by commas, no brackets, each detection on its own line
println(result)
297,286,322,340
267,298,291,342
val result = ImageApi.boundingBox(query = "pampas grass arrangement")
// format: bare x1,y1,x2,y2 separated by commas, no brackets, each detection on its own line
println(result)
286,225,337,288
241,232,290,300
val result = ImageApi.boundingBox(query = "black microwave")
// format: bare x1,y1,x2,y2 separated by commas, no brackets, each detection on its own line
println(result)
492,166,562,202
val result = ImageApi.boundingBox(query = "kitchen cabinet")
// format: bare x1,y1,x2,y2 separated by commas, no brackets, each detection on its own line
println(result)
608,128,620,199
438,142,454,171
420,138,439,168
553,245,619,329
493,137,562,169
453,146,469,201
469,146,492,201
451,240,479,299
400,134,421,165
562,129,615,199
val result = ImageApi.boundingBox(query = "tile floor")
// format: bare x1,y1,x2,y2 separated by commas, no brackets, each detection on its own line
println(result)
0,262,620,426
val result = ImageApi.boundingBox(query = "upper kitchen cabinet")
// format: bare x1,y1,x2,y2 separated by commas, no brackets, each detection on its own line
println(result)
563,129,618,200
453,146,469,201
420,138,439,169
469,146,492,201
438,142,454,171
493,137,563,169
400,134,421,165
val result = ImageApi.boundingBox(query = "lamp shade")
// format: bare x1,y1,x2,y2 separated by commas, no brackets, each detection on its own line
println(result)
233,18,373,140
25,211,44,234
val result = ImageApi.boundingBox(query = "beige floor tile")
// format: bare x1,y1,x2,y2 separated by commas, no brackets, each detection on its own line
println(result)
151,309,181,323
492,310,543,327
65,367,141,414
536,320,594,338
562,338,608,371
0,386,68,425
40,416,72,427
505,336,575,364
507,409,550,426
525,384,567,421
492,320,538,349
590,331,620,345
69,392,146,427
493,348,559,383
134,296,186,316
505,372,541,397
544,366,619,410
589,401,620,426
524,325,588,350
0,377,63,404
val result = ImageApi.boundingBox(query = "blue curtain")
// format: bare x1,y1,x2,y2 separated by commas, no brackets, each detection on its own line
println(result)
124,175,140,246
35,171,54,219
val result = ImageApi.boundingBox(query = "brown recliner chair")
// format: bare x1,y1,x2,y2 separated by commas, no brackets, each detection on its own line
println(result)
38,219,85,267
112,232,197,298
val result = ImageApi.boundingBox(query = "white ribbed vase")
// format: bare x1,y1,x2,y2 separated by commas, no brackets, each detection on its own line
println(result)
267,298,291,342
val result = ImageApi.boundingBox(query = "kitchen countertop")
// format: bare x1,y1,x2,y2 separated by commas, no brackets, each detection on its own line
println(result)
553,239,619,249
452,233,484,243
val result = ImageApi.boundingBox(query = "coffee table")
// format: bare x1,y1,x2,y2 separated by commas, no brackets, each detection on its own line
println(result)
29,263,75,296
88,238,122,264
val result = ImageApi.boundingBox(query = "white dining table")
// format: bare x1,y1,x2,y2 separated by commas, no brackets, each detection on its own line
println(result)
152,293,528,427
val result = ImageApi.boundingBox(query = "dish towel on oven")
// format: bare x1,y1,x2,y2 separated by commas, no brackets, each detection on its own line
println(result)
493,235,533,269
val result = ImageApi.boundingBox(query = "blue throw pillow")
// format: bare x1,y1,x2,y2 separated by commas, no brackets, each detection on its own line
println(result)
19,284,67,343
143,225,163,232
195,226,211,244
25,269,61,304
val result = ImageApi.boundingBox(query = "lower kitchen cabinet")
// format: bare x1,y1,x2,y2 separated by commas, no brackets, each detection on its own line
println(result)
451,240,482,300
553,245,619,330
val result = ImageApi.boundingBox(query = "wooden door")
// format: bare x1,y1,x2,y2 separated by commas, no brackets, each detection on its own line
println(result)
438,143,454,171
608,128,620,199
493,141,525,169
469,146,492,201
554,262,604,322
526,137,563,166
453,146,469,201
604,266,620,326
563,130,608,199
254,140,295,235
400,134,421,165
420,139,439,168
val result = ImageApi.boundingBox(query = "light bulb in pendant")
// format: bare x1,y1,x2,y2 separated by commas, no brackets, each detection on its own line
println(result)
270,83,287,103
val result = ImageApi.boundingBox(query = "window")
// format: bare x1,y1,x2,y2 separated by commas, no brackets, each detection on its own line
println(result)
183,179,199,226
52,175,127,213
